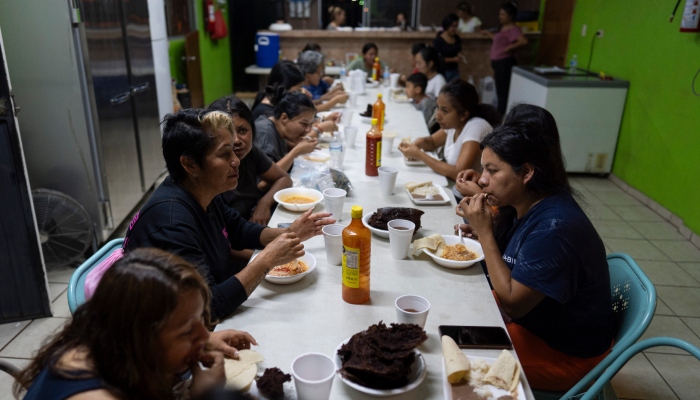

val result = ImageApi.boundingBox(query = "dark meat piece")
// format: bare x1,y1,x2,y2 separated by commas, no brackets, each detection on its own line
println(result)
256,367,291,399
359,104,373,117
367,207,424,233
337,322,428,389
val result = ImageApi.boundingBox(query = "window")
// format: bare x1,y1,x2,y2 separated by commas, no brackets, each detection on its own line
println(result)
165,0,196,37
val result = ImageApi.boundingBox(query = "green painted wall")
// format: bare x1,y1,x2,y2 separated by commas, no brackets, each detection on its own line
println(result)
195,0,233,105
169,38,187,85
567,0,700,234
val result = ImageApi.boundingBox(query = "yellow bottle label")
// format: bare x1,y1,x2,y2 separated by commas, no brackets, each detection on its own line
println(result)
342,245,360,288
376,141,382,166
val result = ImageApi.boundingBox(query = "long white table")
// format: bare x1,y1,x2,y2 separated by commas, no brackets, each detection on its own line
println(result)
218,88,534,399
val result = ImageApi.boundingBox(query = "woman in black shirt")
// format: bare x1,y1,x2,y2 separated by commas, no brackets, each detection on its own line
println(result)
433,13,463,83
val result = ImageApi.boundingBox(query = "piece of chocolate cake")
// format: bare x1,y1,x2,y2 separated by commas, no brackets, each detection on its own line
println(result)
256,367,291,399
367,208,424,233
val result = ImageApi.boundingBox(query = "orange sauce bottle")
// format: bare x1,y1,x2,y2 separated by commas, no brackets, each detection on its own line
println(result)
372,57,381,81
342,205,371,304
365,118,382,176
372,93,385,131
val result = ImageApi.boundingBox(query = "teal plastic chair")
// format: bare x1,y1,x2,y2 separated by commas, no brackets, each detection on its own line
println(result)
67,238,124,314
533,252,657,400
581,337,700,400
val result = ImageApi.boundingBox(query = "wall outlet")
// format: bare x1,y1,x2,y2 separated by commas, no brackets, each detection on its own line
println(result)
581,24,587,37
596,29,604,38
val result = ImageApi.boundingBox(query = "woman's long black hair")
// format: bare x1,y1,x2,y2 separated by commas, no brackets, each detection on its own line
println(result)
251,60,305,112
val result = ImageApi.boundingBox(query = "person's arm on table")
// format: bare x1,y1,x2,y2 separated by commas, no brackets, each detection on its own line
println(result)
276,137,318,172
458,194,545,318
251,163,292,225
258,207,335,245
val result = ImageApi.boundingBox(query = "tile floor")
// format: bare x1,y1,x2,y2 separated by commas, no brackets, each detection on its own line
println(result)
1,176,699,399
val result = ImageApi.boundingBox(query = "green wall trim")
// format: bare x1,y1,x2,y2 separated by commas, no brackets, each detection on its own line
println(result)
567,0,700,234
195,0,233,105
168,38,187,85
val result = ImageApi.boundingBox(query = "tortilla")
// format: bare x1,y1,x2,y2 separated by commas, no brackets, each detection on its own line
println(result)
482,350,520,392
226,363,257,390
405,181,432,192
411,234,446,256
442,335,471,384
224,349,264,379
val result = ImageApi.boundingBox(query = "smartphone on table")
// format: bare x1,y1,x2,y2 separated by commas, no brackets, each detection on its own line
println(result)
438,325,513,350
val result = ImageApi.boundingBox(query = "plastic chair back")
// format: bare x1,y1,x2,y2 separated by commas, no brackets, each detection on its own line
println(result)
581,337,700,400
67,238,124,314
534,253,656,400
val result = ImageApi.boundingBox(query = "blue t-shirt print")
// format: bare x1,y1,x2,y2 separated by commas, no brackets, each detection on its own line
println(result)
502,193,614,358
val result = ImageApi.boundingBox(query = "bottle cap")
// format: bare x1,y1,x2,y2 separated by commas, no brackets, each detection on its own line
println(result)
371,118,378,125
377,93,383,99
375,57,379,61
351,205,363,219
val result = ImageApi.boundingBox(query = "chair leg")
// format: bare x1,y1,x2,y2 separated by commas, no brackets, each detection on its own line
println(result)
0,358,21,380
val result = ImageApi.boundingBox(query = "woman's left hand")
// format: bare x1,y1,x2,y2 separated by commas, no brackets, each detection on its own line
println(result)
289,208,335,241
208,330,258,359
322,111,340,123
458,194,494,236
189,350,225,398
397,141,422,159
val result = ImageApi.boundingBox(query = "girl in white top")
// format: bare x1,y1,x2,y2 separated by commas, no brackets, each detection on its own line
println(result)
457,2,482,33
398,79,500,181
415,46,447,99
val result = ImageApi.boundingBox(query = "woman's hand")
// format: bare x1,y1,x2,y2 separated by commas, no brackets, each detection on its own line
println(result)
258,232,305,267
455,179,482,197
189,351,225,398
315,120,338,133
330,93,349,107
208,330,258,359
289,208,335,241
250,205,271,226
291,137,318,155
398,141,423,159
321,111,340,124
458,194,494,236
301,87,313,98
456,169,481,184
453,223,479,240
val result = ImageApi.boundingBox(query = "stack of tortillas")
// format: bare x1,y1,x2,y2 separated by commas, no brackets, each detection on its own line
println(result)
412,234,446,256
442,335,471,383
224,350,265,391
483,349,521,392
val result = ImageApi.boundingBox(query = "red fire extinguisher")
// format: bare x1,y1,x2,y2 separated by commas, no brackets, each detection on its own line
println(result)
205,0,216,33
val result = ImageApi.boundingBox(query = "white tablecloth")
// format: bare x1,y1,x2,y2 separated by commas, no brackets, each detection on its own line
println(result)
217,88,534,399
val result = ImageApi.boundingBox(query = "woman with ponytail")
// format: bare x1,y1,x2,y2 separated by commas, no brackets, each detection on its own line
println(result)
454,108,614,391
326,6,345,30
398,79,499,181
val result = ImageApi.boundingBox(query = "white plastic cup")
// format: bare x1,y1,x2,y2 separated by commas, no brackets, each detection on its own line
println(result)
387,219,415,259
395,294,431,328
378,166,398,196
348,91,358,107
340,108,353,126
382,86,391,101
322,224,344,266
390,73,400,88
383,131,397,154
291,353,335,400
323,188,346,221
344,126,358,148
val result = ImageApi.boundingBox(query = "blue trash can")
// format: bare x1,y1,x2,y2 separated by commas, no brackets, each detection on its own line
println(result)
255,33,280,68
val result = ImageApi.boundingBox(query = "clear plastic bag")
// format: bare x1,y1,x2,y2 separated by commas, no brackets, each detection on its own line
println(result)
290,159,353,194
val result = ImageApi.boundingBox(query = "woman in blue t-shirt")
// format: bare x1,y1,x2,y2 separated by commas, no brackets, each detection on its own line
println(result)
455,105,614,391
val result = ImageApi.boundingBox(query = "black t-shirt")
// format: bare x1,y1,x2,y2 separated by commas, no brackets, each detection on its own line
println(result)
251,102,274,121
503,193,615,358
254,116,288,163
433,34,462,72
124,176,266,320
221,146,274,220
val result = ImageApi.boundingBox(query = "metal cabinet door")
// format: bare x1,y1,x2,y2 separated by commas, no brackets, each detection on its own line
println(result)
78,0,144,229
120,0,164,191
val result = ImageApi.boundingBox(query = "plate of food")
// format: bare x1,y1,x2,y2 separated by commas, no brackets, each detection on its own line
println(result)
261,252,316,284
441,337,526,400
335,322,428,397
273,188,323,212
224,351,295,398
362,207,424,238
413,234,484,269
405,181,450,205
392,92,411,103
366,79,380,88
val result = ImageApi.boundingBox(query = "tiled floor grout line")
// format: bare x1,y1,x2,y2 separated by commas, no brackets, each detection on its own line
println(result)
0,321,34,354
642,352,681,400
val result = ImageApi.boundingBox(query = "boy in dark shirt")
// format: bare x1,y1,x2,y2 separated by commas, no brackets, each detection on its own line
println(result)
405,72,437,125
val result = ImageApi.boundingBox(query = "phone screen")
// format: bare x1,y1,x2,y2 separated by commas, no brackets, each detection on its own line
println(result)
438,325,513,349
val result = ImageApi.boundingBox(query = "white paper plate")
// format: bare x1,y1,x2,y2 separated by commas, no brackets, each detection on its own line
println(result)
405,185,450,205
274,188,323,212
335,337,427,397
403,151,439,166
442,355,526,400
261,252,317,284
422,235,484,269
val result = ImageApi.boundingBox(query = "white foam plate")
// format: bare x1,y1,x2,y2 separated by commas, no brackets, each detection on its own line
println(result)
261,252,317,284
442,355,526,400
422,235,484,269
405,185,450,205
335,337,427,397
362,212,390,238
